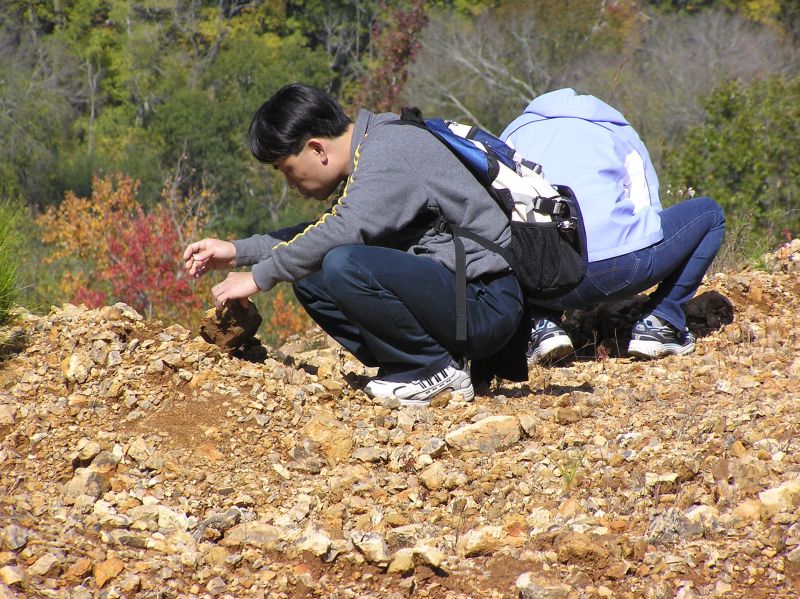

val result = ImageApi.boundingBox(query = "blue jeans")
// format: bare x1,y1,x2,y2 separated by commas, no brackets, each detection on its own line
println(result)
293,245,524,381
530,197,726,330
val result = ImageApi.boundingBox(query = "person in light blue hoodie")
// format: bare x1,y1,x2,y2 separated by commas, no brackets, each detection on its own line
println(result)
501,88,726,362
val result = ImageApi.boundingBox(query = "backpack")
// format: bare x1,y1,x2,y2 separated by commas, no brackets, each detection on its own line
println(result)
396,107,588,344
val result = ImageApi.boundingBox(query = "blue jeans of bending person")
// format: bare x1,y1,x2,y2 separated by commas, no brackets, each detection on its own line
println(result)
530,197,726,331
293,245,524,382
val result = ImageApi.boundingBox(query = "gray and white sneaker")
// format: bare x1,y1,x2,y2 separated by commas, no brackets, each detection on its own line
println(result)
628,315,695,359
527,318,574,365
364,359,474,406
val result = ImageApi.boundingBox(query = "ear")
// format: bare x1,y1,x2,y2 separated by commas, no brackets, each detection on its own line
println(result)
306,139,328,165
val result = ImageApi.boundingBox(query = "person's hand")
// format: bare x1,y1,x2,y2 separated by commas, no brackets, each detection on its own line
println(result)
183,239,237,278
212,271,259,309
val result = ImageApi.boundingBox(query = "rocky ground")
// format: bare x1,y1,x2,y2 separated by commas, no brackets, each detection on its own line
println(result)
1,240,800,599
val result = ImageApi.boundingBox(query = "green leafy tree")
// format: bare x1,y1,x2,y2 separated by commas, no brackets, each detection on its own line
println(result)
0,2,84,205
664,75,800,243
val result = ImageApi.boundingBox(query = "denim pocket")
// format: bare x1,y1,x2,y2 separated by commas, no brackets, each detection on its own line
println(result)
587,254,641,296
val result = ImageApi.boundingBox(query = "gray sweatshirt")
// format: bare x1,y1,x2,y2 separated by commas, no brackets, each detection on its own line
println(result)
233,109,512,291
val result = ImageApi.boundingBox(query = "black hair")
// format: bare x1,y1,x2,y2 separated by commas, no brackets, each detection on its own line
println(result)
248,83,352,164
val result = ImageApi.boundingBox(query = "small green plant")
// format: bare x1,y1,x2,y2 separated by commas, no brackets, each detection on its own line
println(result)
0,200,21,327
557,451,584,489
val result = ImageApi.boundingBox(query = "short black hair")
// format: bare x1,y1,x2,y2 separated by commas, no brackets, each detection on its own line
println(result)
248,83,353,164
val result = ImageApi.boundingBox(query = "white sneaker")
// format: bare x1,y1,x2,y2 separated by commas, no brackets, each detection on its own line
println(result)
527,318,573,365
628,315,695,359
364,359,474,406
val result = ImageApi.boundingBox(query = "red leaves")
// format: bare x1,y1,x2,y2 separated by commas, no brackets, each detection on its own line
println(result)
39,173,211,325
103,206,201,319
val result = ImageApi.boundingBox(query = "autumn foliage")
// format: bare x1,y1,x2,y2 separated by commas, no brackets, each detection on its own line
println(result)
37,173,212,325
352,0,428,112
261,286,313,345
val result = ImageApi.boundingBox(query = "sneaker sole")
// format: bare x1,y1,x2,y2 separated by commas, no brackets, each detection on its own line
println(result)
529,337,574,365
628,339,695,359
398,385,475,407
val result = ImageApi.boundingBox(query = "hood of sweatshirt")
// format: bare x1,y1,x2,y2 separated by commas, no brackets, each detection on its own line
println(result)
523,88,629,126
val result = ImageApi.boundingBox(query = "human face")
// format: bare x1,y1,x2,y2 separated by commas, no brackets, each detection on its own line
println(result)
274,141,343,201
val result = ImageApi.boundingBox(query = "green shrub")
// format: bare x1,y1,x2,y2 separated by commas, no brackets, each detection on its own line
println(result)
0,200,21,326
664,75,800,257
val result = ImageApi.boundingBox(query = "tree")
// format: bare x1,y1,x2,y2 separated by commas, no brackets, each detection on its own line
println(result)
36,172,213,324
587,7,799,169
349,0,428,112
664,75,800,243
0,1,84,205
403,0,639,133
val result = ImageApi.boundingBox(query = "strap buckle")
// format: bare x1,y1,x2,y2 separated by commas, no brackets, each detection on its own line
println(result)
432,216,450,233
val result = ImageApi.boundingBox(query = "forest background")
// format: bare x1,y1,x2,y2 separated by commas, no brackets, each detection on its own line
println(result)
1,0,799,345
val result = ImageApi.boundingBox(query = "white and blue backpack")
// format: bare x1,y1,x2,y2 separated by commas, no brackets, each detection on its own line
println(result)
396,107,588,343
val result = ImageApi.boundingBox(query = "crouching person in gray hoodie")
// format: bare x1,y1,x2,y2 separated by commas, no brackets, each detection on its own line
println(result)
182,83,524,406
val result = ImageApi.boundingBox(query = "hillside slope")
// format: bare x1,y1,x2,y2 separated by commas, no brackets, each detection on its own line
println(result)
1,242,799,598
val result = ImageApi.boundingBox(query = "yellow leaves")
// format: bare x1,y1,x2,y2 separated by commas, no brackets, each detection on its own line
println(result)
736,0,781,26
37,171,215,325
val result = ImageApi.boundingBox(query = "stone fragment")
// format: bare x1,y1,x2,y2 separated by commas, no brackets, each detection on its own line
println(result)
518,414,538,437
350,531,390,567
352,447,386,463
388,548,415,574
62,352,91,383
118,574,141,593
297,525,332,557
75,440,102,464
733,499,763,525
445,416,521,453
128,505,189,531
516,571,572,599
555,533,609,564
221,522,281,548
684,505,720,534
645,508,702,545
555,407,581,425
0,405,15,426
126,437,152,463
456,525,504,557
0,567,23,587
205,546,229,568
759,479,800,515
419,462,446,491
93,557,124,588
419,437,446,457
1,526,28,552
66,558,92,579
63,468,110,504
206,576,226,595
199,301,262,353
28,553,58,576
606,560,632,579
113,302,143,320
301,412,353,465
414,544,445,569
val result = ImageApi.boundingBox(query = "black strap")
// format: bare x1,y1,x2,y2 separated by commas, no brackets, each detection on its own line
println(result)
443,220,513,347
452,230,468,346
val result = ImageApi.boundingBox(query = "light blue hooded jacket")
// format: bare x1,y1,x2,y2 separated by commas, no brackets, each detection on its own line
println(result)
500,88,663,263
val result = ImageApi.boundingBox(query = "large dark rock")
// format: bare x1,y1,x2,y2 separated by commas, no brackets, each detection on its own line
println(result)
199,300,262,353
